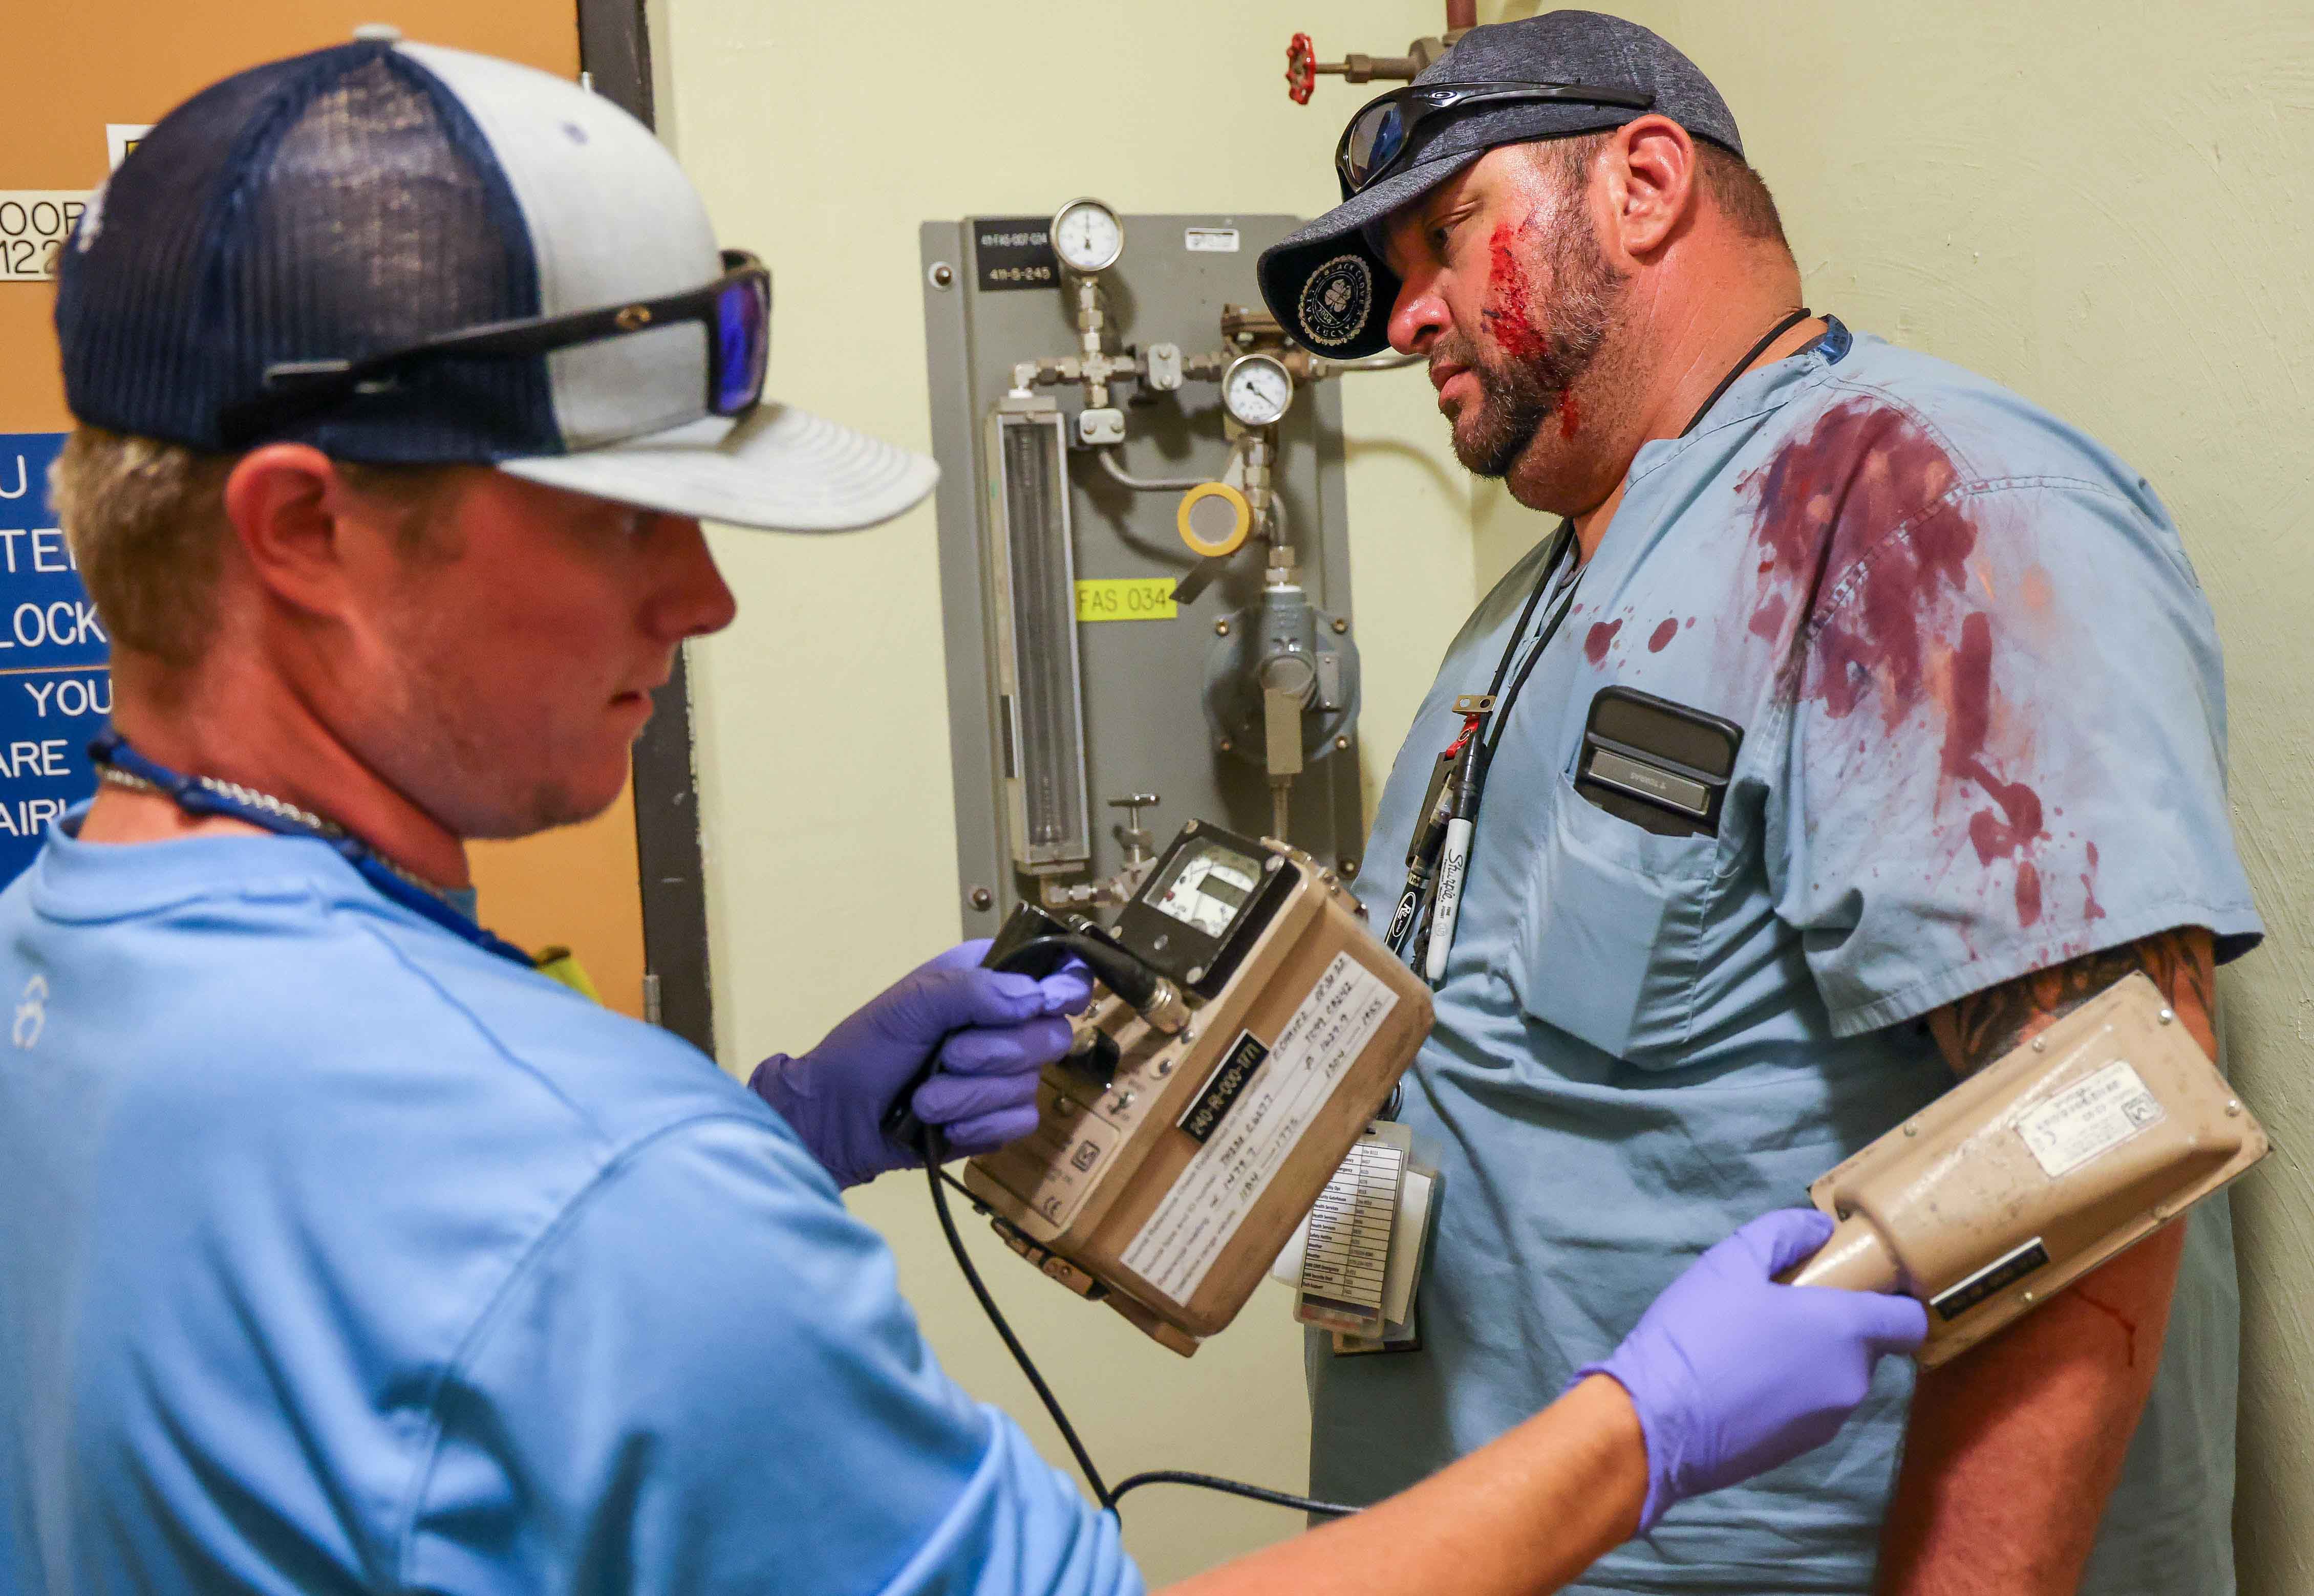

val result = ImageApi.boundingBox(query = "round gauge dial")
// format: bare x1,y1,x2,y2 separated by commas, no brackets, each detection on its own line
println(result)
1222,354,1295,427
1152,843,1262,937
1051,199,1124,274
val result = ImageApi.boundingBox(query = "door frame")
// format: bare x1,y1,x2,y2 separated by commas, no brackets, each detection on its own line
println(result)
576,0,717,1058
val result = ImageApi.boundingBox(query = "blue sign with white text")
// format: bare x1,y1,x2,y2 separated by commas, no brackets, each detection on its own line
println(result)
0,433,108,887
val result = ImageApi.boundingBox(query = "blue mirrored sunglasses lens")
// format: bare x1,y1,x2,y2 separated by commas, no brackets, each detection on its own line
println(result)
1348,104,1406,188
714,277,768,414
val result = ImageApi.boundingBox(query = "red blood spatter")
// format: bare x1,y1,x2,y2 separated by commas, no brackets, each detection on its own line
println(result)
1558,389,1581,439
2082,840,2106,922
1947,612,2046,869
1584,619,1622,662
1815,497,1979,721
2015,861,2042,928
1739,398,1972,719
1966,778,2045,865
1742,399,2065,923
1943,609,1996,780
2073,1290,2138,1368
1481,224,1549,362
1647,617,1678,652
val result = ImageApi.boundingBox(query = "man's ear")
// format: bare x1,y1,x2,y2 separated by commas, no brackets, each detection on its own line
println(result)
1599,114,1699,263
221,444,369,622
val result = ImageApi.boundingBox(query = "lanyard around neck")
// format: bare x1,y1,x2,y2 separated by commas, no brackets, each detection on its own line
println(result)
1401,309,1822,982
1473,306,1817,779
87,729,534,968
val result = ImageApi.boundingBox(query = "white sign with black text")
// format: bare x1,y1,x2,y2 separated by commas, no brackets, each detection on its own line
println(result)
0,193,91,283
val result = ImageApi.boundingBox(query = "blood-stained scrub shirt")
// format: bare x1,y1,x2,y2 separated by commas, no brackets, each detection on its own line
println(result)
1316,320,2261,1595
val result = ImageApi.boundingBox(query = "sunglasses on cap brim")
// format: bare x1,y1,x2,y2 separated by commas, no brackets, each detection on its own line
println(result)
1336,81,1656,200
219,249,771,448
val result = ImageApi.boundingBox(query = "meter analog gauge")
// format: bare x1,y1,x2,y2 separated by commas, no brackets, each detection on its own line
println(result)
1153,844,1262,937
1222,354,1295,428
1052,199,1124,274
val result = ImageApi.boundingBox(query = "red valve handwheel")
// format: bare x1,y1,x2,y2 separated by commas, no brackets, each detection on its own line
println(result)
1285,33,1317,104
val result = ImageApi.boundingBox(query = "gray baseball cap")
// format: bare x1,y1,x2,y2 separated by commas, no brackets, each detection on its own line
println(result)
1256,10,1743,360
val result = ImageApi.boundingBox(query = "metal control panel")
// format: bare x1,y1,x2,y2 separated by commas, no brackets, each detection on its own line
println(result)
922,211,1368,930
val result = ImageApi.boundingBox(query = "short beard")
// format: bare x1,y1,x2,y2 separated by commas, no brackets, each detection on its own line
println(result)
359,581,617,844
1447,210,1625,479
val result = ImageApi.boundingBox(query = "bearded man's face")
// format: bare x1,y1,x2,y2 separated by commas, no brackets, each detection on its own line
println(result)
1437,201,1626,480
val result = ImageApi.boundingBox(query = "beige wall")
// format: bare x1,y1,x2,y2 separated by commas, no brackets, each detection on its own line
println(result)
661,0,2314,1586
655,1,1474,1581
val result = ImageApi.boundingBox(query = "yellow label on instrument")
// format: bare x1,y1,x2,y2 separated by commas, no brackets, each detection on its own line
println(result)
1075,577,1177,623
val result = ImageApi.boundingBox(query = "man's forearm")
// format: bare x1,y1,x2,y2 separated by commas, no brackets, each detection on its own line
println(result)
1159,1375,1647,1596
1873,1223,2183,1594
1883,928,2215,1593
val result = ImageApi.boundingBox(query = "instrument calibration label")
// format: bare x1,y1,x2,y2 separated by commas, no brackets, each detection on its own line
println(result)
2015,1060,2167,1180
1121,955,1398,1305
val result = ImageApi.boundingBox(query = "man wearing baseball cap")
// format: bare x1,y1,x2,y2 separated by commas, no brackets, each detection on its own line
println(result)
1259,10,2257,1595
0,29,1934,1596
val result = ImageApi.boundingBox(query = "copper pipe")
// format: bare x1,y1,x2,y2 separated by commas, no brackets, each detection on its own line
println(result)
1445,0,1476,31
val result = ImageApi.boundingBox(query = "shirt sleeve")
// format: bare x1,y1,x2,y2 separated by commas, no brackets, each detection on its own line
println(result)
398,1114,1143,1596
1767,476,2262,1037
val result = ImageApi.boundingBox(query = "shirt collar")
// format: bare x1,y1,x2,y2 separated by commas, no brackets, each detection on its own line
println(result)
1626,313,1852,486
34,805,401,926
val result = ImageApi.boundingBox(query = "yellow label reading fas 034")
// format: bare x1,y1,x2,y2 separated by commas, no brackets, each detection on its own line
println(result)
1076,577,1177,623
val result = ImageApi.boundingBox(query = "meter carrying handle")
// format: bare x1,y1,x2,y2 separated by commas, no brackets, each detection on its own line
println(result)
883,903,1171,1156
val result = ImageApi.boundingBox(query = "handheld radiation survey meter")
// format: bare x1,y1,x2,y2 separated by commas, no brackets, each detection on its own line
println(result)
962,820,1433,1355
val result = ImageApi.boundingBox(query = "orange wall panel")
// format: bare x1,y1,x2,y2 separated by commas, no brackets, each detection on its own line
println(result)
0,0,651,1018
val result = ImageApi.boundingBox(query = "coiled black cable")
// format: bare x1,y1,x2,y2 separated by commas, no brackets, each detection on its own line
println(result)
924,1150,1357,1522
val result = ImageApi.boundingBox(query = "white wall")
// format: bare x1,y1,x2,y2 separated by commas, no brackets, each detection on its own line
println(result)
655,3,1476,1581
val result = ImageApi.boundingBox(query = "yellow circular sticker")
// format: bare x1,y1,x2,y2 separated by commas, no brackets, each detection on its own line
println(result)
1176,481,1252,558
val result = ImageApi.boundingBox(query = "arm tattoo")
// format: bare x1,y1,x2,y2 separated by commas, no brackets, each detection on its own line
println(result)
1929,928,2216,1078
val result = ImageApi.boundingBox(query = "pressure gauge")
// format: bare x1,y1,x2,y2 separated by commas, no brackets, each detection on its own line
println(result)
1221,353,1295,428
1051,199,1124,275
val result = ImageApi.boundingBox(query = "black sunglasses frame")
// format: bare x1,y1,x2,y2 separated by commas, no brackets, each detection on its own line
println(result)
1335,81,1658,200
219,249,770,448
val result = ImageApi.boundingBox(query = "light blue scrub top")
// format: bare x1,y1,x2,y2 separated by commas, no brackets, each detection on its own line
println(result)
1320,322,2263,1595
0,822,1140,1596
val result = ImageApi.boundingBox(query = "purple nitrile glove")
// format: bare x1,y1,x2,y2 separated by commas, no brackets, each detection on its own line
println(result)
749,939,1092,1189
1575,1209,1927,1532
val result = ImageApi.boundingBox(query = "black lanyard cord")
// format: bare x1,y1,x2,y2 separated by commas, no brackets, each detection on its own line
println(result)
1468,306,1815,788
1477,540,1583,779
1477,519,1578,710
1674,307,1815,447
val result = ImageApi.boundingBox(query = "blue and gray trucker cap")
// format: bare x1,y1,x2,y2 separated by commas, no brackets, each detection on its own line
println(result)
55,30,935,533
1257,10,1743,360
